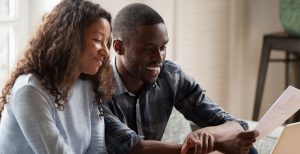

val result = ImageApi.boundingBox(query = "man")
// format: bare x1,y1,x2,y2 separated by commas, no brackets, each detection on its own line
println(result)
107,3,258,154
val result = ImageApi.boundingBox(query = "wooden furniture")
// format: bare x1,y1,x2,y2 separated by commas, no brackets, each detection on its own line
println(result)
252,32,300,122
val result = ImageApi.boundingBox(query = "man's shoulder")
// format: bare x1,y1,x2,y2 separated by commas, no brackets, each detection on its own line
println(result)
162,60,181,74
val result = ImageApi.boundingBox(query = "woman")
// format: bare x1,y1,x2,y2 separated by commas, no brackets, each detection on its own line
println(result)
0,0,113,153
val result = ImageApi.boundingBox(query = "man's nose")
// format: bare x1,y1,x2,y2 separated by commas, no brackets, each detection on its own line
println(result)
152,49,165,61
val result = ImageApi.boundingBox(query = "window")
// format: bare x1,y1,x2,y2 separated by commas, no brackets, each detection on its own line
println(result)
0,0,15,20
0,0,16,89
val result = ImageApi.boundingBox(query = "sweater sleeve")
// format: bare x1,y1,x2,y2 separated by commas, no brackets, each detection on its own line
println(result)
86,104,107,154
11,85,72,154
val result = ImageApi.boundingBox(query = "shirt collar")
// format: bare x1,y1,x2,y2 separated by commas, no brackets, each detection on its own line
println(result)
112,57,129,97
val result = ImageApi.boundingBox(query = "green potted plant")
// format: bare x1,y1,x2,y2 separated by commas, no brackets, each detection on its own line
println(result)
280,0,300,37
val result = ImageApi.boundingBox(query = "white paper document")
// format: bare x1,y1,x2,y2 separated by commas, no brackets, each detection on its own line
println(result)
254,86,300,140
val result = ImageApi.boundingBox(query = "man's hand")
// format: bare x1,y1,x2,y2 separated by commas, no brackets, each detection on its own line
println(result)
181,129,215,154
181,122,259,154
215,130,259,154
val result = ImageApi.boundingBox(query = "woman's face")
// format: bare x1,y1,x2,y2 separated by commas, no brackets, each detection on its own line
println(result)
80,18,111,75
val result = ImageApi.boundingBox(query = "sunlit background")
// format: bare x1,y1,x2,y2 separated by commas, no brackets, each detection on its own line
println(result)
0,0,285,120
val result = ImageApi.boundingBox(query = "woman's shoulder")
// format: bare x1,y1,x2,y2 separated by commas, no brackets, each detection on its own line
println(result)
9,74,56,110
11,73,50,100
13,74,42,91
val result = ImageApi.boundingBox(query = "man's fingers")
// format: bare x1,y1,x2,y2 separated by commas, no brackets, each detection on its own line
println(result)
181,133,201,154
238,130,259,138
181,137,194,154
181,130,216,154
241,143,253,149
240,148,250,154
181,141,189,154
194,142,202,154
192,133,200,142
207,134,214,152
200,134,206,154
240,144,252,154
203,134,208,146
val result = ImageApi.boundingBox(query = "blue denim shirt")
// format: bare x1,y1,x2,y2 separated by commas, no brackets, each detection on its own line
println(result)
108,59,248,141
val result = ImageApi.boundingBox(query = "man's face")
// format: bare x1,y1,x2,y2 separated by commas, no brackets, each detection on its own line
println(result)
120,23,169,84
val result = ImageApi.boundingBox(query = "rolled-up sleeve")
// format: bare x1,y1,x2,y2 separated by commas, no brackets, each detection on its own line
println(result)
173,67,248,130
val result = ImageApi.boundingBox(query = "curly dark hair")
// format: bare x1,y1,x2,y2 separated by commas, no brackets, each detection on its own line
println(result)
0,0,114,117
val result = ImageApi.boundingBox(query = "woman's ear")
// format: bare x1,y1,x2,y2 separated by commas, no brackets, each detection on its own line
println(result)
113,39,124,55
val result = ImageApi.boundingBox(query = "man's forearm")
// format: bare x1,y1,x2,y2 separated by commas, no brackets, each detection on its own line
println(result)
129,140,182,154
199,121,255,153
201,121,244,141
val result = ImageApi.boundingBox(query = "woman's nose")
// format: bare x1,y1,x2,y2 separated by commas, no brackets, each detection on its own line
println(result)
100,44,110,59
103,44,109,58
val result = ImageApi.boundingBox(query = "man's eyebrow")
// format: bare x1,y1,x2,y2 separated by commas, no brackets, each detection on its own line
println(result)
147,39,169,45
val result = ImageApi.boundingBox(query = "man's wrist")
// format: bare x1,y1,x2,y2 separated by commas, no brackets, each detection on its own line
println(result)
213,140,224,153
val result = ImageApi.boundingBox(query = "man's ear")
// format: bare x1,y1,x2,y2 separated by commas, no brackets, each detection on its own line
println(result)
113,39,124,55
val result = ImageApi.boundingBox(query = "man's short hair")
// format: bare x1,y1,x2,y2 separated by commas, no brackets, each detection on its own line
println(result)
112,3,165,41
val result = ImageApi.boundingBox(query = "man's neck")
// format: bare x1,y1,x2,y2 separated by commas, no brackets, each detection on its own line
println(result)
116,60,144,95
122,74,144,95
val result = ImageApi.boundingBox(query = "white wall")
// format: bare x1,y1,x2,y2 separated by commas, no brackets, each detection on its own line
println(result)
175,0,232,108
240,0,284,119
